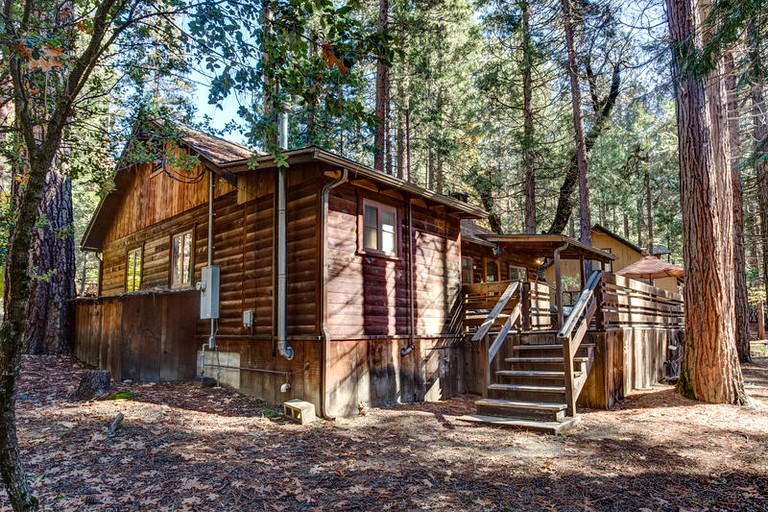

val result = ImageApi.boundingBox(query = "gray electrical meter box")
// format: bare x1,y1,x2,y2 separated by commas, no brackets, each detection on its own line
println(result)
199,265,220,319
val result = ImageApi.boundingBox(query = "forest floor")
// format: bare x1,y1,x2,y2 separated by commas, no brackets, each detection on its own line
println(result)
1,354,767,512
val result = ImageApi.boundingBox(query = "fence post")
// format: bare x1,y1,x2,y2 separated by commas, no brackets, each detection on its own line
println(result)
595,277,605,331
521,281,531,331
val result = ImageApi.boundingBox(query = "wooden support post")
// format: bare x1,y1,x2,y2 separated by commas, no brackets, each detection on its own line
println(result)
580,256,586,289
759,301,766,340
555,252,563,330
563,337,576,417
595,278,605,331
481,335,490,398
521,281,531,331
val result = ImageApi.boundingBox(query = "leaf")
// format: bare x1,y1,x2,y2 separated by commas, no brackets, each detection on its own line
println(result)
28,57,63,72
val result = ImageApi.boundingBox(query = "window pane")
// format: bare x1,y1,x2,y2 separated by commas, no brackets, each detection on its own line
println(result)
486,261,499,282
127,249,141,292
172,231,193,287
381,210,395,254
364,226,378,250
381,230,395,254
364,205,378,228
182,232,192,285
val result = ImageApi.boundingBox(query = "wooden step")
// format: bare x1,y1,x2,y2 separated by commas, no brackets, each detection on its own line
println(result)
487,383,566,402
488,383,566,393
456,414,582,435
476,398,566,421
513,343,595,350
495,370,581,379
504,356,589,363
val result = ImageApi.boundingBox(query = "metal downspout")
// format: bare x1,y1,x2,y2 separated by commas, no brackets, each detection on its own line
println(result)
276,112,293,360
208,170,216,349
320,168,348,419
400,198,415,356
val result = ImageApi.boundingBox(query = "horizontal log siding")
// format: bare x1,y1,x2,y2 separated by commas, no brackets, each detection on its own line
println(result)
325,185,462,338
411,205,461,335
99,167,320,337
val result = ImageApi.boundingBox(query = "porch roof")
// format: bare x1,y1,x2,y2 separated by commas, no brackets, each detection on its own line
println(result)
479,234,617,264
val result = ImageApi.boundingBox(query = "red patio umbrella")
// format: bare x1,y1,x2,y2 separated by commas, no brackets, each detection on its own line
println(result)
616,255,684,282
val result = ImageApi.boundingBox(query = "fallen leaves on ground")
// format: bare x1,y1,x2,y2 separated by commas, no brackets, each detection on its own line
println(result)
1,355,767,511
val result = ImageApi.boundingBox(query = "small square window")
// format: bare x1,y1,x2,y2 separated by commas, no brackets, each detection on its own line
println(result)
171,229,194,288
361,200,398,256
126,247,142,292
509,265,526,282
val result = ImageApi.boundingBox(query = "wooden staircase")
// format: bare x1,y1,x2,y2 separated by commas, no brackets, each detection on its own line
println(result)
458,272,603,434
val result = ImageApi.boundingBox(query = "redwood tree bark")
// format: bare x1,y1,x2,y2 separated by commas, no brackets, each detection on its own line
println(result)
374,0,389,172
750,21,768,312
521,0,536,234
724,52,751,363
560,0,592,280
667,0,746,404
23,166,75,355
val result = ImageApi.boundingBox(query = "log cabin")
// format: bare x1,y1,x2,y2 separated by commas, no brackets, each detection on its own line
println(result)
75,126,685,432
77,126,486,418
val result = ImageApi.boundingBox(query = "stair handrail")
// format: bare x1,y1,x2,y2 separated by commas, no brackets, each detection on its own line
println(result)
557,270,602,416
471,281,520,342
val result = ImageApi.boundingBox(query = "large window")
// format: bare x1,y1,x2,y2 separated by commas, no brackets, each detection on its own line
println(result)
126,247,142,292
362,200,397,256
171,229,194,288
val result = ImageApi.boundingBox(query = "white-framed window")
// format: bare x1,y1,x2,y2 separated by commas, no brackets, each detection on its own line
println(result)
171,229,194,288
126,247,142,292
462,256,473,285
600,248,613,272
362,200,398,256
509,265,526,282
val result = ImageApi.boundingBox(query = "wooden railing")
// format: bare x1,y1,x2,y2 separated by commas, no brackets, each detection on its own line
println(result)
557,270,602,416
601,273,684,328
464,281,522,392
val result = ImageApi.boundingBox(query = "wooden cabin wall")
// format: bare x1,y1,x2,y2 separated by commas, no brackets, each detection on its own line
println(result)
460,241,539,285
325,184,462,338
319,183,466,415
74,291,199,382
99,165,320,336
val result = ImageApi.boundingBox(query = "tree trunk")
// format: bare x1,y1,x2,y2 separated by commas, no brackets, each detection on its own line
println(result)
0,151,53,512
725,51,751,363
560,0,591,279
645,166,654,253
667,0,746,404
374,0,389,171
24,167,75,355
521,0,536,234
69,370,111,400
547,63,621,235
751,21,768,310
396,84,405,180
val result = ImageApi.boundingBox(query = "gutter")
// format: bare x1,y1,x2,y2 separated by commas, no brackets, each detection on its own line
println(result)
319,168,348,420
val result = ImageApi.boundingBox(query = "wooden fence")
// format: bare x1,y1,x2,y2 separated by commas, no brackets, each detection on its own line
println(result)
74,290,199,382
601,273,684,328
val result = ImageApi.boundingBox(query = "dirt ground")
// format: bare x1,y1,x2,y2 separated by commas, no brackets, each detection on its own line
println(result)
1,355,767,512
